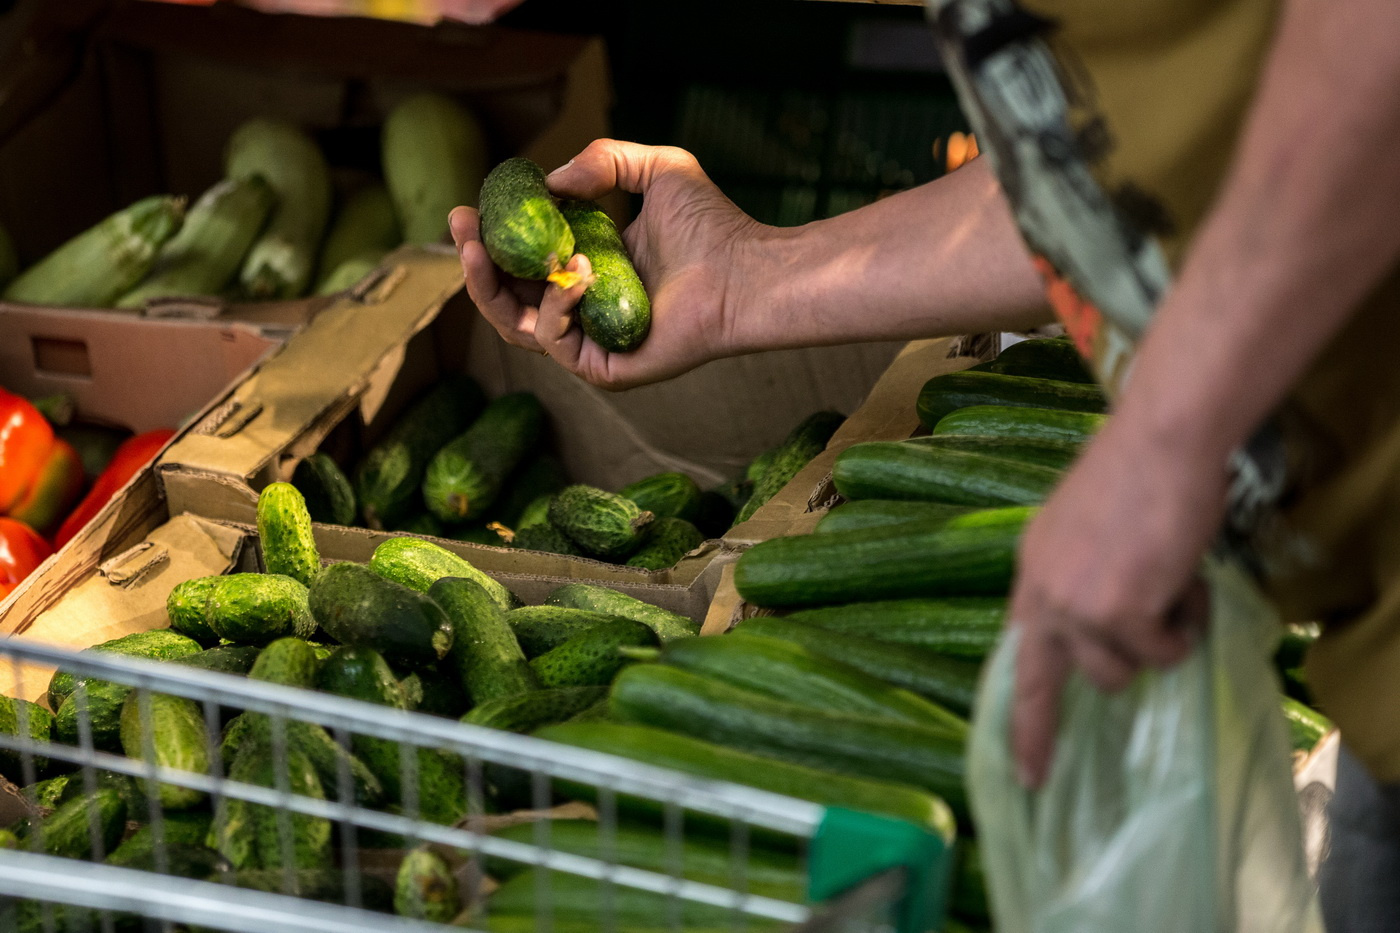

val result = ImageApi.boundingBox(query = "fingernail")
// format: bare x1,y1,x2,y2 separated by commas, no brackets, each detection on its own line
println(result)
547,159,574,177
448,207,469,239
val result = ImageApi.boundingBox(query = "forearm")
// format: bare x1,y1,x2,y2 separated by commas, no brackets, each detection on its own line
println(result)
728,158,1052,353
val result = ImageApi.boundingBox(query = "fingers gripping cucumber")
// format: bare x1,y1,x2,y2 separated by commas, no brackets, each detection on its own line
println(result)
561,200,651,352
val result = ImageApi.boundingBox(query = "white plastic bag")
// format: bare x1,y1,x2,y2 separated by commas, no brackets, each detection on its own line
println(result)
968,557,1323,933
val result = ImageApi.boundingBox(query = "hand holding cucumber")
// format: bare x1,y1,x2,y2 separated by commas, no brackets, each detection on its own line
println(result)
451,140,765,390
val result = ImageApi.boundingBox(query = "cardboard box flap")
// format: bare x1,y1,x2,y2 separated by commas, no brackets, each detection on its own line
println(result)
161,246,462,483
1,514,244,703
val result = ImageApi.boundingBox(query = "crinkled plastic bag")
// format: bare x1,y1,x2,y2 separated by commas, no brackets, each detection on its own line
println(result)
969,558,1323,933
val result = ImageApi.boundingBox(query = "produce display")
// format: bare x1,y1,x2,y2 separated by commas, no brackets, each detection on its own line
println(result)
0,93,485,309
289,373,841,571
0,385,174,598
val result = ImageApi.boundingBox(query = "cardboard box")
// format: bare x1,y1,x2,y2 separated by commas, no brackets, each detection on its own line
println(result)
704,338,980,633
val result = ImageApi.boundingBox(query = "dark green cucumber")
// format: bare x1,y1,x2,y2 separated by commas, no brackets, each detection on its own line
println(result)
737,411,846,523
356,376,487,529
904,433,1081,470
431,576,540,705
1283,697,1333,752
292,453,357,526
786,597,1006,659
371,536,518,610
49,629,204,704
106,812,214,868
489,454,568,529
537,722,953,833
655,634,967,735
214,869,394,911
54,680,132,752
0,697,52,775
166,576,222,643
461,686,607,733
624,517,705,570
561,200,651,352
175,644,262,676
479,157,574,279
395,847,460,922
1276,623,1320,673
833,442,1059,506
507,606,621,656
453,522,506,546
310,562,453,667
529,618,658,688
977,336,1095,383
119,692,210,809
490,817,801,900
257,482,321,586
933,404,1106,444
510,521,582,556
207,573,316,645
548,485,653,558
20,775,70,809
33,788,126,859
544,583,698,643
514,494,553,531
619,471,701,522
223,709,384,807
316,647,466,825
735,507,1033,608
747,447,779,484
211,739,331,871
405,666,470,719
740,616,982,715
692,490,737,538
423,392,546,522
816,500,976,535
610,665,968,819
249,637,322,689
917,370,1107,430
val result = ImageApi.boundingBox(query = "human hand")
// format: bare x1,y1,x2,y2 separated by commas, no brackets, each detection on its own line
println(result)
440,0,527,25
450,139,767,391
1009,415,1228,788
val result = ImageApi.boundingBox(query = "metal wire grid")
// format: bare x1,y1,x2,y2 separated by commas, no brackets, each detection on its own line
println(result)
0,638,906,933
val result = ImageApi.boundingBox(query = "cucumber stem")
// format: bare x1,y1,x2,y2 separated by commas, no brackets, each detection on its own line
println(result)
486,521,515,544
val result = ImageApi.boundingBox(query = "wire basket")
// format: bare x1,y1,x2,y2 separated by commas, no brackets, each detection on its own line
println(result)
0,637,950,933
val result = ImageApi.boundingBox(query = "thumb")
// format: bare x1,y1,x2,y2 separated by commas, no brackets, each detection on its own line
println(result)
547,139,705,200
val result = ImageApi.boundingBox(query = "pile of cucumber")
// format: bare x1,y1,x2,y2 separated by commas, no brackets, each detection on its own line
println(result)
0,92,486,307
292,373,842,571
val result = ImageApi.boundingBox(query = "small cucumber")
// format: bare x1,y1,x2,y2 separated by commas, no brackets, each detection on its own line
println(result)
396,511,448,539
248,637,321,689
54,680,132,752
510,521,582,556
785,597,1005,659
561,200,651,352
175,644,262,676
431,577,539,705
395,847,461,922
978,336,1095,383
488,454,568,529
832,442,1059,506
211,739,331,871
257,482,321,586
32,789,126,859
370,535,519,610
166,576,223,643
356,376,487,529
544,583,699,643
49,629,204,703
506,606,621,657
423,392,546,522
624,517,705,570
119,692,211,810
548,485,653,558
816,500,975,535
619,472,701,522
206,573,316,646
461,686,607,733
529,618,658,688
106,812,214,868
292,453,357,526
309,562,453,668
479,157,574,280
737,411,845,523
611,664,968,820
0,697,52,775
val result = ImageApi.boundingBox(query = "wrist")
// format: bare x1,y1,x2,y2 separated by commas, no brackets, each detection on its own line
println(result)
721,220,804,356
